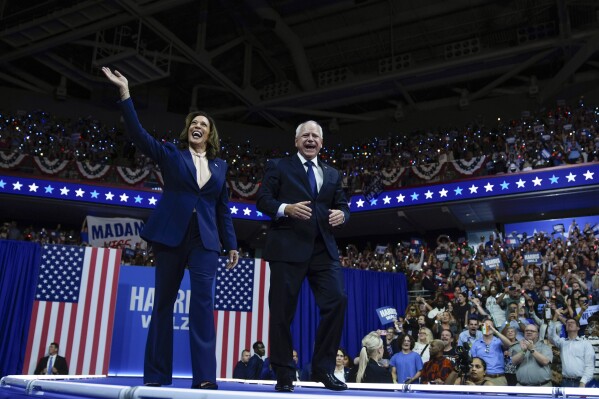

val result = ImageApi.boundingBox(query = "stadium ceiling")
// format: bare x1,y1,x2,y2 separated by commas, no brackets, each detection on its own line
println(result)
1,0,599,131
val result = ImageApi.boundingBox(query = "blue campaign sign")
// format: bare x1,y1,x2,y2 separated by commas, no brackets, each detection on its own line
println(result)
523,252,542,265
505,215,599,241
376,306,398,326
108,266,193,377
483,256,503,270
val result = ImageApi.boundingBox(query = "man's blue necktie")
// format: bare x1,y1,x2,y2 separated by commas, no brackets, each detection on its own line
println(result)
47,356,53,375
305,161,318,198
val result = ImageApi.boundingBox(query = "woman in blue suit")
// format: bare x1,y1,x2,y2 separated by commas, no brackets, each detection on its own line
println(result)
102,67,239,390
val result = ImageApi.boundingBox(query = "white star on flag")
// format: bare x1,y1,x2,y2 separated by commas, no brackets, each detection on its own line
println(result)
230,206,238,214
105,192,114,200
13,181,23,190
484,183,493,192
356,199,365,207
29,183,39,192
60,186,69,195
516,179,526,188
396,194,405,203
243,208,251,216
120,193,129,202
583,170,594,180
424,190,433,199
383,195,391,204
532,177,542,186
439,188,448,197
148,197,157,205
468,184,478,194
75,189,85,197
566,172,576,182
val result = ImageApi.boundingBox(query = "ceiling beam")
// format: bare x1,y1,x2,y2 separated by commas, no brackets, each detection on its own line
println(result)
0,0,196,64
249,0,316,91
0,69,48,93
114,0,288,130
268,106,377,121
469,49,555,102
4,65,55,92
539,32,599,103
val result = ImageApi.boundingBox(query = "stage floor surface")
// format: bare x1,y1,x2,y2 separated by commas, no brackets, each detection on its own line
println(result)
1,375,597,399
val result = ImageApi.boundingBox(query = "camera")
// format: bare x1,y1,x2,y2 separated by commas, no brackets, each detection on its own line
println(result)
455,342,472,376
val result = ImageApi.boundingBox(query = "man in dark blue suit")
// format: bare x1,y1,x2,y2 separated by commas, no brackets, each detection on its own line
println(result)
246,341,266,379
257,120,349,392
34,342,68,375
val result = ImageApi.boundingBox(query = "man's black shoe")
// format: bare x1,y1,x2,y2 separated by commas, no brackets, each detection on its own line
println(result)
191,382,218,390
312,372,347,391
274,380,294,392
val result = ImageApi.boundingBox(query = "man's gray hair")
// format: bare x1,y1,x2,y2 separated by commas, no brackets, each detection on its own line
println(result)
295,120,323,138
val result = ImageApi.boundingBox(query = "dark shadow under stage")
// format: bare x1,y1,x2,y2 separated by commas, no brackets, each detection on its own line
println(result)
1,375,597,399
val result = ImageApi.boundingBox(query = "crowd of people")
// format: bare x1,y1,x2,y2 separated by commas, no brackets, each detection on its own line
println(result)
232,298,597,387
222,219,599,387
332,224,599,387
3,96,599,388
340,276,598,387
7,215,598,387
2,99,599,196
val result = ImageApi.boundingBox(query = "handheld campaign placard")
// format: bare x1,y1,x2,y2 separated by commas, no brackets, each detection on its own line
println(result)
376,306,398,325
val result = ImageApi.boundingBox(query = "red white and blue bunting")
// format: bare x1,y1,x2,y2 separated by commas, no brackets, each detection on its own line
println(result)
229,180,260,199
380,167,406,186
411,161,445,180
33,156,70,175
75,161,111,180
453,156,486,175
115,166,152,185
0,150,26,169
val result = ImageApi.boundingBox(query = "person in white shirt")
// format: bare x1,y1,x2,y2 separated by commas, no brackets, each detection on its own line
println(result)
548,311,594,387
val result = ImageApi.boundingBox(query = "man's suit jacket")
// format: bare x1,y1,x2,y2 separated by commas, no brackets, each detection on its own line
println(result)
256,155,349,262
246,354,264,380
119,99,236,251
34,355,68,375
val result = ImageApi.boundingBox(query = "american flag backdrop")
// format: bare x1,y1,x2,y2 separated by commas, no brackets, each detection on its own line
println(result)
22,244,121,375
214,257,270,378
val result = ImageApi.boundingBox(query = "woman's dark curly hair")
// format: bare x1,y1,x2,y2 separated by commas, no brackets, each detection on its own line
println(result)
178,111,220,159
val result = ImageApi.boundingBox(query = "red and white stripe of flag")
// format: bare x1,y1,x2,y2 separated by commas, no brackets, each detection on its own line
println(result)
22,247,121,375
214,259,270,378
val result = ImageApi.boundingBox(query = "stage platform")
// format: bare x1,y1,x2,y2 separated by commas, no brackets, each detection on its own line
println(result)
1,375,597,399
